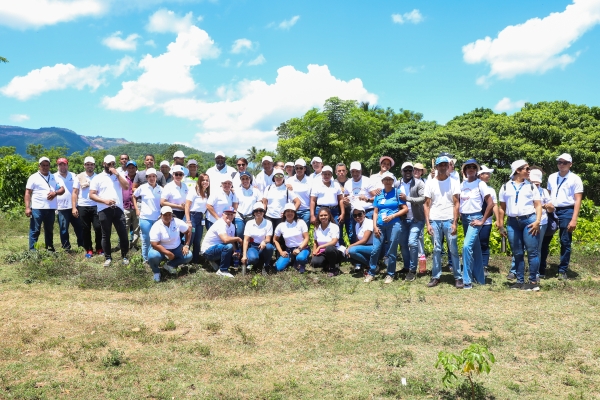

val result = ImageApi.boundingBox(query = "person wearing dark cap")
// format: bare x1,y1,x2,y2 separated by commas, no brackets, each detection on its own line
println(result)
54,157,83,250
122,160,139,249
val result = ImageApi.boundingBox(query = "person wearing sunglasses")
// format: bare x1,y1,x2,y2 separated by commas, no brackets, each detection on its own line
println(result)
263,168,300,230
160,165,189,221
241,202,275,274
206,175,239,230
458,159,494,289
547,153,583,281
345,206,374,273
498,160,542,291
234,172,262,239
285,159,312,226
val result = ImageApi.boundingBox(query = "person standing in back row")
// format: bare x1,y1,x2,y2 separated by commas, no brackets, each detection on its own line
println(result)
547,153,583,280
72,157,103,258
54,157,83,250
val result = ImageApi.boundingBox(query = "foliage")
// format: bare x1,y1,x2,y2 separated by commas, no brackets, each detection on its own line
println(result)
0,154,37,209
0,56,8,63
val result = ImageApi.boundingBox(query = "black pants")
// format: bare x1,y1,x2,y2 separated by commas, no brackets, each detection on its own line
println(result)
98,207,129,259
311,245,343,270
78,205,102,252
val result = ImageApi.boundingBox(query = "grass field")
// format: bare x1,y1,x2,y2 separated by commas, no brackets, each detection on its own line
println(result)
1,214,599,399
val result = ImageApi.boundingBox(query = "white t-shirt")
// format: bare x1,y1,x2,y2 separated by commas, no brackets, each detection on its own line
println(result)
370,172,397,189
201,218,236,253
499,180,541,217
133,183,163,220
26,172,63,209
311,181,342,206
424,176,460,221
73,173,97,208
53,172,77,210
399,180,413,219
484,187,497,226
459,179,489,215
89,171,125,212
286,175,312,211
274,219,309,248
538,186,551,225
206,190,238,223
346,176,375,211
354,218,374,245
547,171,584,207
206,165,236,194
235,186,262,216
264,184,298,218
161,181,189,207
309,171,322,182
254,170,275,193
149,217,188,250
232,172,255,188
186,189,209,213
314,222,340,248
243,218,273,243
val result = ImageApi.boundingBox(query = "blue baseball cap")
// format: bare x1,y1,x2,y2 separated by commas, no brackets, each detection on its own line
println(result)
435,156,450,166
126,160,137,167
239,171,252,179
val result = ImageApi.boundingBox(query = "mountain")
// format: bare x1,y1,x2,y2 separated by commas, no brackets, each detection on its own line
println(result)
0,125,131,156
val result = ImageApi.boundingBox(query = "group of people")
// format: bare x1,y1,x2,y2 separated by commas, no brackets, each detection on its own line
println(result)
25,149,583,289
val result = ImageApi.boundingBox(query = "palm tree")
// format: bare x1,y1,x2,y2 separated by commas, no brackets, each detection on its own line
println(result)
0,56,8,63
246,146,258,164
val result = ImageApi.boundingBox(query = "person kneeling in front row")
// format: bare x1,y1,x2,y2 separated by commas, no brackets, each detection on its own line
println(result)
201,206,242,278
241,202,275,274
148,206,193,282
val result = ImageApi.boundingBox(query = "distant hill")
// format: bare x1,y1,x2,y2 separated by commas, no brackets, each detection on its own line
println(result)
0,125,130,156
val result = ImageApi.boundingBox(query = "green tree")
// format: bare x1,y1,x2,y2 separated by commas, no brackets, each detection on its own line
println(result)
26,144,68,163
0,56,8,63
0,146,16,158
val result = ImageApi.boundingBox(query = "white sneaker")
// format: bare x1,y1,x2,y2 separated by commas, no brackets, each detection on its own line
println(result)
384,275,394,284
364,274,374,283
103,258,112,267
163,265,178,275
122,258,129,266
216,270,234,278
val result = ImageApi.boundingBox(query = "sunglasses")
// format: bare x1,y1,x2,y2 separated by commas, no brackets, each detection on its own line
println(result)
274,174,284,178
557,160,570,165
517,167,531,172
173,173,184,177
237,163,246,167
352,213,364,218
254,209,265,213
402,168,414,172
465,164,477,170
295,166,304,170
106,162,116,166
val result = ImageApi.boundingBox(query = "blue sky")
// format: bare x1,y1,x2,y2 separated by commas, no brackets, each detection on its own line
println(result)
1,0,599,155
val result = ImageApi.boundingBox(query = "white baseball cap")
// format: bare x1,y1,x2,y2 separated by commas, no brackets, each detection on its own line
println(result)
173,151,185,158
350,161,362,171
529,169,543,183
283,203,296,212
38,157,50,164
214,151,225,158
146,168,157,176
295,158,307,167
104,155,116,164
285,161,294,167
262,155,273,163
556,153,573,163
401,162,414,171
160,160,170,167
322,165,333,173
253,202,266,211
273,168,285,176
84,156,95,164
380,171,395,181
311,156,323,163
478,165,494,175
221,175,233,184
160,206,173,214
171,165,184,174
510,160,527,177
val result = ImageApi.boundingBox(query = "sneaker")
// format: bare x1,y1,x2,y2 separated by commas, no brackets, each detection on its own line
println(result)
455,279,464,289
208,260,219,271
85,250,93,259
354,264,362,271
558,272,568,281
522,282,540,291
216,270,234,278
427,278,440,288
122,258,129,266
97,249,104,256
510,282,523,290
103,258,112,267
163,265,178,275
506,272,516,281
399,268,409,274
384,275,394,284
364,274,374,283
463,284,473,290
484,267,489,277
153,273,161,282
405,271,416,282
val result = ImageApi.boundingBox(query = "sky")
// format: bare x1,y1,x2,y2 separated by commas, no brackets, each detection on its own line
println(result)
1,0,599,155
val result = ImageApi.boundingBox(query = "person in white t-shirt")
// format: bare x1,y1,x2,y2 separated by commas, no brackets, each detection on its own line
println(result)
254,156,276,192
160,165,188,221
231,157,254,188
284,162,294,178
498,160,542,291
89,154,131,267
206,151,236,194
459,159,494,289
206,175,239,229
309,156,323,182
547,153,584,280
201,207,242,278
346,206,374,272
241,202,275,273
172,150,190,177
345,161,377,244
184,173,210,264
424,156,462,288
263,168,300,230
311,207,344,277
370,156,397,190
148,206,192,282
273,203,310,272
529,168,555,279
477,166,501,273
133,168,163,264
285,158,312,226
310,165,344,225
72,156,102,257
54,157,83,250
24,157,65,251
233,171,262,239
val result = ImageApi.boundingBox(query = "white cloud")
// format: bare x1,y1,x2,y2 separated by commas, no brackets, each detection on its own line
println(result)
1,57,132,100
102,25,220,111
102,31,141,51
146,9,193,33
278,15,300,30
494,97,526,112
392,9,423,24
0,0,105,29
463,0,600,84
231,38,253,54
10,114,30,122
248,54,266,66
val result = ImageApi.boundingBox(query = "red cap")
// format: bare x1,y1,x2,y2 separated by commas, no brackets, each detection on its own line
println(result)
57,158,68,164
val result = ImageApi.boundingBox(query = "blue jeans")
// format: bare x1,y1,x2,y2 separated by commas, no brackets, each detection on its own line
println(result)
247,243,275,268
148,244,192,274
348,244,373,266
275,246,310,271
190,212,205,263
234,217,246,240
297,209,311,227
57,209,83,250
556,207,574,273
399,218,425,272
139,218,155,262
479,224,492,267
510,223,548,276
348,209,374,244
368,221,401,277
507,214,540,283
430,220,461,280
461,213,485,285
203,243,234,272
29,209,56,250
